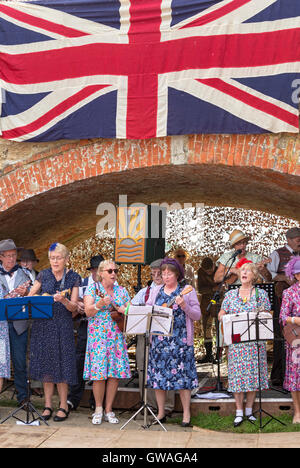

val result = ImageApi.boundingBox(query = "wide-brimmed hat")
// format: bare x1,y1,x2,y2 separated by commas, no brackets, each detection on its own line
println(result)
0,239,18,253
18,248,39,262
229,229,250,247
87,255,104,270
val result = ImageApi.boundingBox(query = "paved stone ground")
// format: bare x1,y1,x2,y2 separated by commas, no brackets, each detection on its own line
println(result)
0,403,299,448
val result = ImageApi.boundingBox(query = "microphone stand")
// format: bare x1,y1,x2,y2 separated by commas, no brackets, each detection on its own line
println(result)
203,252,240,394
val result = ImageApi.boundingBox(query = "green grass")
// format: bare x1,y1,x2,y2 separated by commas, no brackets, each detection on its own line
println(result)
186,412,300,434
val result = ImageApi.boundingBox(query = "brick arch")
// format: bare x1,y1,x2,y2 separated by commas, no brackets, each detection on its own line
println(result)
0,134,299,264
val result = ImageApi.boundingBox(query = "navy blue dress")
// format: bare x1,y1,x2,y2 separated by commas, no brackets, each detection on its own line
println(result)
147,285,198,391
30,268,80,385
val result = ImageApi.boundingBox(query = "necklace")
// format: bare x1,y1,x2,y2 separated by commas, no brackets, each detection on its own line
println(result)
239,287,253,303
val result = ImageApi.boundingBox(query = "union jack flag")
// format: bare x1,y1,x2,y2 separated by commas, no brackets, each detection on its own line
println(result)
0,0,299,141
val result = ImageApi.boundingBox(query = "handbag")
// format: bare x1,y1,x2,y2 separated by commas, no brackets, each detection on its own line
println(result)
283,321,300,347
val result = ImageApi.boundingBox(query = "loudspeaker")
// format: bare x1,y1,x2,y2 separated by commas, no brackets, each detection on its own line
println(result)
115,205,166,265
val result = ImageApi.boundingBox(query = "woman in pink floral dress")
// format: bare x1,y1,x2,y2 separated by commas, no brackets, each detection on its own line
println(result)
280,256,300,424
84,260,131,425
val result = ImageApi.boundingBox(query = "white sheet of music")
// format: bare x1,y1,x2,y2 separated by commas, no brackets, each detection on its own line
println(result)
124,305,152,335
151,305,173,336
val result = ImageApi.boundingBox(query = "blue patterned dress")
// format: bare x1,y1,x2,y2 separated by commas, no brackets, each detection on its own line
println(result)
30,268,80,385
0,286,10,379
222,288,271,393
147,285,198,391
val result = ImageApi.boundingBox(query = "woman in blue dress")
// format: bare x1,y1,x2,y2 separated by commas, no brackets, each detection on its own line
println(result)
29,243,81,422
147,258,201,427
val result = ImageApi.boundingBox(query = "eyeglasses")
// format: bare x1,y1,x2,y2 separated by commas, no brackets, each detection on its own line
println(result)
1,253,17,259
49,256,64,261
103,269,119,274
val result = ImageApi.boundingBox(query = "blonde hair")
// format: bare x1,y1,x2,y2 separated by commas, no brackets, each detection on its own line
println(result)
238,263,260,284
97,259,116,281
48,243,69,260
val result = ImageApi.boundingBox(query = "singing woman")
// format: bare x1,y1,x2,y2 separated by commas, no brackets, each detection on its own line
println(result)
83,260,131,425
218,261,271,427
28,243,80,422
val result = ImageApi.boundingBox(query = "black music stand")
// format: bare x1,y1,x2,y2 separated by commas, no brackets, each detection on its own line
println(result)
231,312,285,430
120,304,173,432
0,296,53,426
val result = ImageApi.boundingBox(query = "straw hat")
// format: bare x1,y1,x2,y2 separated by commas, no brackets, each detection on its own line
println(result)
229,229,250,247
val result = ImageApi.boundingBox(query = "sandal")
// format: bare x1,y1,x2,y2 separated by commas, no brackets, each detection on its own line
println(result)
53,407,69,422
92,408,103,425
42,407,53,421
104,411,119,424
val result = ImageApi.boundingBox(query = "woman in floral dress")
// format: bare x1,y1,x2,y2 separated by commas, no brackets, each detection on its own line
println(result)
84,260,131,425
147,258,200,427
280,256,300,424
219,261,271,427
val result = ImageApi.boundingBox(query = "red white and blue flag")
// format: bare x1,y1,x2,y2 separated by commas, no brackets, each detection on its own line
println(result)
0,0,299,141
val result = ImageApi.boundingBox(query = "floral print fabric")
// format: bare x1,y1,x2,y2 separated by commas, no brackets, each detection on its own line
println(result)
147,284,198,391
280,283,300,392
222,288,271,393
83,282,131,381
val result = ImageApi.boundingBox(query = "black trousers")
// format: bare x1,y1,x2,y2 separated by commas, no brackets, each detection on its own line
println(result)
68,320,94,409
270,295,286,384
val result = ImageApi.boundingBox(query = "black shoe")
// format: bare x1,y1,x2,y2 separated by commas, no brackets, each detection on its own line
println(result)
53,407,69,422
42,407,53,421
181,421,192,428
149,416,167,426
233,417,244,428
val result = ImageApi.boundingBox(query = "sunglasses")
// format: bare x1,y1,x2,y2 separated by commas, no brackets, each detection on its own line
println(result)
103,269,119,274
176,255,186,258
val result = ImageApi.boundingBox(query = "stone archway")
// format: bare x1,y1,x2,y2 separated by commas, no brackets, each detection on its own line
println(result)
0,134,299,265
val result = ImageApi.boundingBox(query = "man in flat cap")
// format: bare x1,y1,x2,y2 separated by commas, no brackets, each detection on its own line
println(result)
131,259,175,416
268,227,300,386
0,239,32,406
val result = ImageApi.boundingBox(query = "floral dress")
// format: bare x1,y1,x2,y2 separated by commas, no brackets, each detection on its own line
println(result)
280,283,300,392
0,286,10,379
222,288,271,393
147,284,198,391
83,282,131,381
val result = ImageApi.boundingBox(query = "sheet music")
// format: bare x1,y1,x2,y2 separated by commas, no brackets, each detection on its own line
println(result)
151,305,173,336
124,305,152,335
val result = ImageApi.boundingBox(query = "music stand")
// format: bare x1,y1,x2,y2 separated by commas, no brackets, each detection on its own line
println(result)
120,304,173,432
230,312,286,430
0,296,53,426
